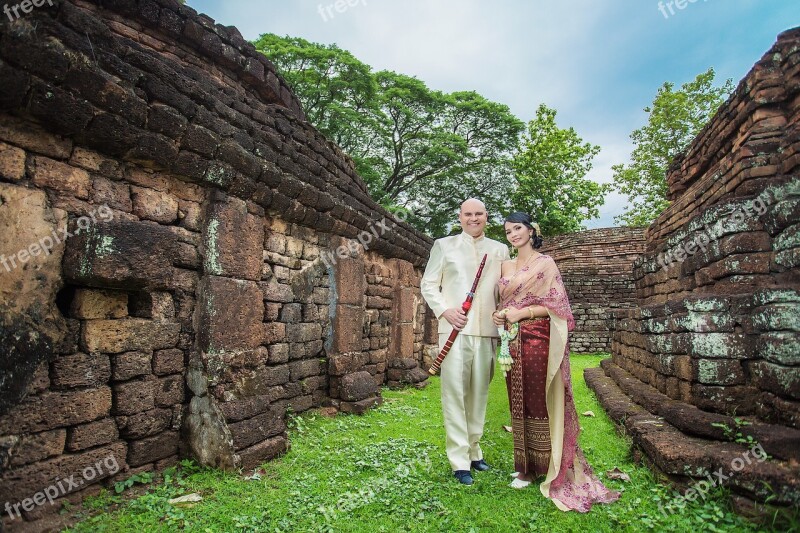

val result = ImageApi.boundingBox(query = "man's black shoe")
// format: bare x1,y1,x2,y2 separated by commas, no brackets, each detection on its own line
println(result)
471,459,490,471
454,470,474,485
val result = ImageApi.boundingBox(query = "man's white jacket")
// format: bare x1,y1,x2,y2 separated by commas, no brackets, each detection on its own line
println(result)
421,231,510,337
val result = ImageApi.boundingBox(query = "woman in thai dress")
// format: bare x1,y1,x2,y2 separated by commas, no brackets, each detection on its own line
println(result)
491,212,619,512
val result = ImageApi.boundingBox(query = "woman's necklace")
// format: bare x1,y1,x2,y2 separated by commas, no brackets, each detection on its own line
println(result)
509,252,537,281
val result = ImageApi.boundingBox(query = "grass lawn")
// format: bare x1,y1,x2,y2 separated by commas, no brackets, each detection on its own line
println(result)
69,354,768,532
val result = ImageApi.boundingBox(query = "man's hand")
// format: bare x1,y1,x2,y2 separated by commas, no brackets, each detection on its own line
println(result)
442,307,468,330
492,310,506,327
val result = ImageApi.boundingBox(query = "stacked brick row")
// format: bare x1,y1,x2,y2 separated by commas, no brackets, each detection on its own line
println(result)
540,227,646,353
591,28,800,511
0,0,435,529
609,28,800,427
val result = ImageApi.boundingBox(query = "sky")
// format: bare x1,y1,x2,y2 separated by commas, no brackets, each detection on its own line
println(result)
188,0,796,228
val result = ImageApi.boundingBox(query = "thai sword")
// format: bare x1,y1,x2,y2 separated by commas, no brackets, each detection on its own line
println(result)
427,253,488,375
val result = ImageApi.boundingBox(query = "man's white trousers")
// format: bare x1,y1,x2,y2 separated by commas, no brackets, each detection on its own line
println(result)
439,333,495,471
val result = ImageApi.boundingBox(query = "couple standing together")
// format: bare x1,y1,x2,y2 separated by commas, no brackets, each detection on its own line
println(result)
420,198,619,512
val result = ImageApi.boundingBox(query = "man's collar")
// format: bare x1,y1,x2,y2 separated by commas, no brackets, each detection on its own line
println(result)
459,230,485,243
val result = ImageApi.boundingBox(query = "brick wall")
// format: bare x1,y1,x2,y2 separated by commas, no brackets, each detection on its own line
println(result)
540,227,646,353
608,28,800,427
0,0,435,527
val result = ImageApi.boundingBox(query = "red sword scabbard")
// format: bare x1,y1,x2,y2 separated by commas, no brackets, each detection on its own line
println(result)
428,254,488,375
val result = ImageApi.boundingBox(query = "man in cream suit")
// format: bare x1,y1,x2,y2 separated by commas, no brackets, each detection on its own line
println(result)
421,198,510,485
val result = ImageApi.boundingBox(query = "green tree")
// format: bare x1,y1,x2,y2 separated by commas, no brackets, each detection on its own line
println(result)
612,68,734,226
253,34,523,237
510,104,608,236
374,74,523,235
252,34,386,177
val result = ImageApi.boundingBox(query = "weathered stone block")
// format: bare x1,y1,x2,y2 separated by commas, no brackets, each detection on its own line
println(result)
756,332,800,366
289,359,323,381
238,435,288,470
328,352,369,376
387,367,429,384
63,220,179,290
0,184,68,414
110,351,152,381
113,378,156,415
693,358,745,385
66,419,119,451
749,304,800,333
687,333,747,359
279,303,302,323
82,319,180,353
672,355,694,381
748,360,800,400
332,305,363,354
335,256,365,305
198,276,264,353
340,371,377,402
8,429,66,467
152,349,185,375
339,396,382,414
127,431,179,467
261,279,294,303
129,291,175,320
229,407,286,450
0,387,112,434
219,395,271,423
0,141,25,181
131,185,179,224
263,322,287,345
29,155,91,199
395,287,415,323
289,394,314,413
268,343,289,364
117,408,172,440
691,384,759,415
264,232,286,254
670,313,734,333
391,323,415,359
0,442,126,505
389,358,417,370
155,374,185,407
70,288,128,319
203,195,264,280
230,365,291,399
286,322,322,342
288,342,306,360
50,353,111,389
0,113,72,159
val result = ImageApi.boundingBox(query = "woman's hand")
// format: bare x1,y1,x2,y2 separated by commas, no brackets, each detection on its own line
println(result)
494,307,528,325
504,307,528,324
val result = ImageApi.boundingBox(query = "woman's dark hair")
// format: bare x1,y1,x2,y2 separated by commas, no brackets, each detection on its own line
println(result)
504,212,543,249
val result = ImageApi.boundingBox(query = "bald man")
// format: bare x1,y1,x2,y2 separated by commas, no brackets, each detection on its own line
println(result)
421,199,510,485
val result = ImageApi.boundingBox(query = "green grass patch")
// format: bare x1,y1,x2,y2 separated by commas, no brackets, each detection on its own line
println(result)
69,355,770,532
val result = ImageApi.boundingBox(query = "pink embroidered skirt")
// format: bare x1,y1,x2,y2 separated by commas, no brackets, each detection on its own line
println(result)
505,318,551,477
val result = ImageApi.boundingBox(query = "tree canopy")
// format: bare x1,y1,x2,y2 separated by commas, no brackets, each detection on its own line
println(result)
510,104,608,236
254,33,610,238
612,68,734,226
